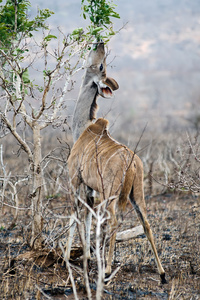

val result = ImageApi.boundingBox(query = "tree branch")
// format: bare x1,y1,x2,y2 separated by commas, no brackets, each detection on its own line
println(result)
0,113,33,162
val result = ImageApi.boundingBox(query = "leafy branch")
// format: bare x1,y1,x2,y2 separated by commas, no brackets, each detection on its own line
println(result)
0,0,54,52
81,0,120,42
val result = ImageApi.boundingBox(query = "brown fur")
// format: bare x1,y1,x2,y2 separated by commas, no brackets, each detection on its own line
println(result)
68,117,143,211
67,117,166,281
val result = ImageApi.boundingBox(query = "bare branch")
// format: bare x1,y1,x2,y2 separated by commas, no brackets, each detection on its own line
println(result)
0,114,33,162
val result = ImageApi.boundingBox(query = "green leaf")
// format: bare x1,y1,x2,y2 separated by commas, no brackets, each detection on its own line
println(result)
91,27,103,34
44,34,57,42
22,69,30,84
72,27,83,35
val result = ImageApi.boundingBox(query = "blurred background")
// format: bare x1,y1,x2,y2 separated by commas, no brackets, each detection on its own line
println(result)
30,0,200,138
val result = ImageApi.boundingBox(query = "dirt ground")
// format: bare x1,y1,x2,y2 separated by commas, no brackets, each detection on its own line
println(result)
0,192,199,299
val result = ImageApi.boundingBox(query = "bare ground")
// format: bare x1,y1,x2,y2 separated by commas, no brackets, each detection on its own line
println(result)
0,193,199,299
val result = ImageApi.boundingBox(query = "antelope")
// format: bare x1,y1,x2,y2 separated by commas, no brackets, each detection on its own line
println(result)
67,42,166,284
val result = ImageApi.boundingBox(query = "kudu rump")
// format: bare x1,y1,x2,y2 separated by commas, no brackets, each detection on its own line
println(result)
67,42,166,284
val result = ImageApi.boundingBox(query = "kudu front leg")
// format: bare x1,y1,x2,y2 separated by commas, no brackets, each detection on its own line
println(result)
85,186,95,260
105,205,117,276
66,213,77,260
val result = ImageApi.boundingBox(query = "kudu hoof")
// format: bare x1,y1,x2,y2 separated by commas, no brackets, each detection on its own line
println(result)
160,273,167,284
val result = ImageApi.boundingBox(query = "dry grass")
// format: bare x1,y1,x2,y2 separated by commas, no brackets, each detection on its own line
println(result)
0,192,199,299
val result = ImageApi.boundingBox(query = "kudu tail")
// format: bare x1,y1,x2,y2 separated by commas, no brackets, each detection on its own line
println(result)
118,166,135,211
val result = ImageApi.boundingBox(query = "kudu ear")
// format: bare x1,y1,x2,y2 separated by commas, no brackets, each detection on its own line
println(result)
98,77,119,98
104,77,119,91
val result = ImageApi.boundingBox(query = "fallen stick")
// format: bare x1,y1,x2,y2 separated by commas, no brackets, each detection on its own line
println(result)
116,225,144,242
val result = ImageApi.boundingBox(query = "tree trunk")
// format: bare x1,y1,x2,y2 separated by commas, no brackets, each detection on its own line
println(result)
30,123,43,249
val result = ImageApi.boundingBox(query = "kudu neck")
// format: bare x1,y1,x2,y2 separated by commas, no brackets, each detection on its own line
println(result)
72,78,99,143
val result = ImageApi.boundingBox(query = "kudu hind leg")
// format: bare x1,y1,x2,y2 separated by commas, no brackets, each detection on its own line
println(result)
130,187,166,284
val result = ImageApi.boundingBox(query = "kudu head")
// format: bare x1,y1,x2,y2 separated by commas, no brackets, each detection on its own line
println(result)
84,42,119,98
72,42,119,142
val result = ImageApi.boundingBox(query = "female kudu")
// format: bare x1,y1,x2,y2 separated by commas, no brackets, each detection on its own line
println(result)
67,42,166,284
66,41,118,265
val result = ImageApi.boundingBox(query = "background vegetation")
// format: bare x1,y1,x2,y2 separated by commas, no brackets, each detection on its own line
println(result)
0,0,199,299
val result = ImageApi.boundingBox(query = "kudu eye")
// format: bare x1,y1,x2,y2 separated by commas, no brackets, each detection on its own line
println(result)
99,63,103,71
